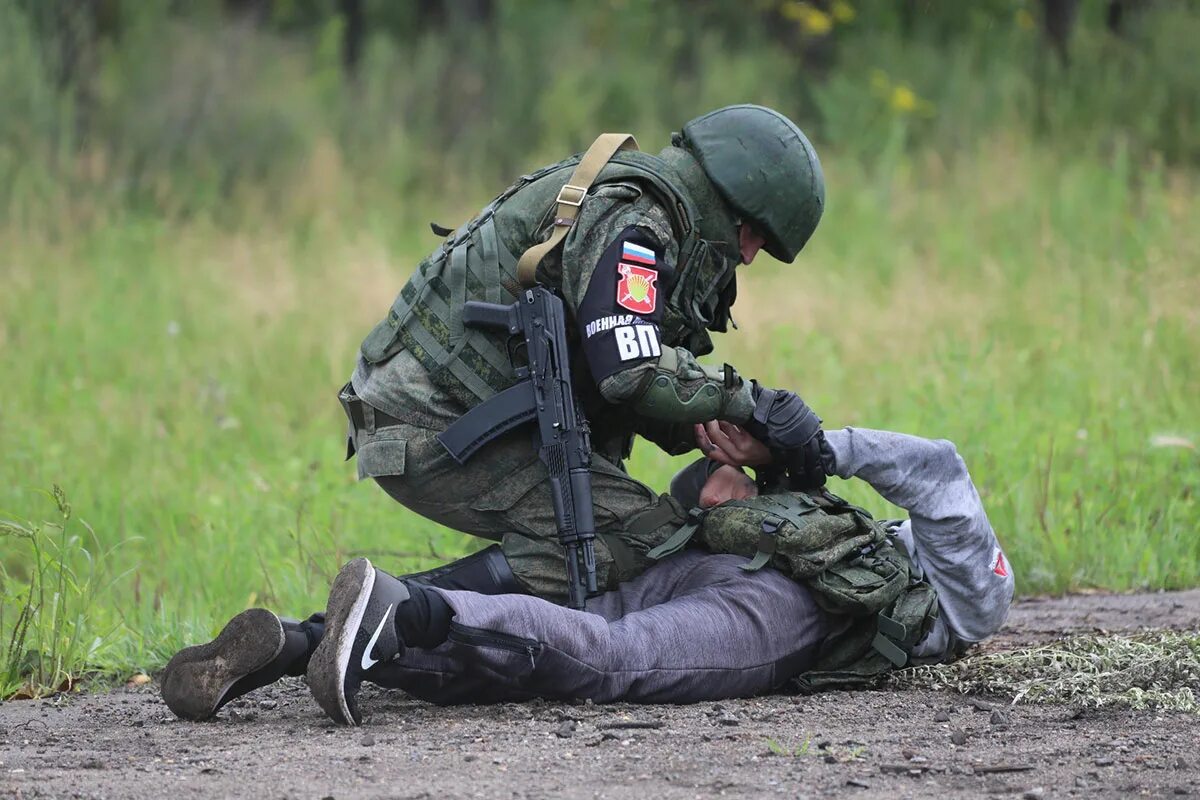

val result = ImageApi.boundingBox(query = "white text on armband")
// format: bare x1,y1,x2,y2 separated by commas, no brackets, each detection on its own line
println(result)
585,314,640,338
615,325,662,361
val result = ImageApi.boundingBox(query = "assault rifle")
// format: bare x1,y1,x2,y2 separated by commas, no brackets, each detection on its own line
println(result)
436,287,599,609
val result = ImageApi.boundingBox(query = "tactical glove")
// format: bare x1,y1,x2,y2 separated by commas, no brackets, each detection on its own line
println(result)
744,382,834,490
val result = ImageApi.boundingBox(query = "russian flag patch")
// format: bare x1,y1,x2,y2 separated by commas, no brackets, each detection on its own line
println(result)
622,242,656,266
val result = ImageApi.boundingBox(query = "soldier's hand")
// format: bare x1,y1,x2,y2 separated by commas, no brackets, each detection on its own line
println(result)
694,421,772,467
744,382,831,489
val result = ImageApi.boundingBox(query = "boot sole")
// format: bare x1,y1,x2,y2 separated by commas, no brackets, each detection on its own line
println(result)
308,558,375,726
160,608,284,721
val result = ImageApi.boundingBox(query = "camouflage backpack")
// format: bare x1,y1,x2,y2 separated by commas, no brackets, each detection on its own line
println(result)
648,490,940,690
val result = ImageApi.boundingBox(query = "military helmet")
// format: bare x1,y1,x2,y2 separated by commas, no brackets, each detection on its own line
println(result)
678,104,825,263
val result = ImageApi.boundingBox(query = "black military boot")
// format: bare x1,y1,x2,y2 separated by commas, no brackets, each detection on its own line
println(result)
160,545,522,720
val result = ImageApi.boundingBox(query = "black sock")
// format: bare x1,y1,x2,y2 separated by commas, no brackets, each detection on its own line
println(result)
393,583,453,649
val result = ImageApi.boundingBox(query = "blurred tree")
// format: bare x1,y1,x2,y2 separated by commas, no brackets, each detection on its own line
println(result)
1105,0,1154,36
412,0,496,142
768,0,838,76
1040,0,1079,66
224,0,272,26
19,0,120,146
339,0,365,80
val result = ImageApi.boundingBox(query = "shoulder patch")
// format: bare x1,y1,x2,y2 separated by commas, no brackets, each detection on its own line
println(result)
616,263,658,314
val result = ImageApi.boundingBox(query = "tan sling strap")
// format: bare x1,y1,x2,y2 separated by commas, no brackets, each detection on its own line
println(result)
516,133,640,287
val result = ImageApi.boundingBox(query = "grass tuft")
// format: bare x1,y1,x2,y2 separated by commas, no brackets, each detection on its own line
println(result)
889,631,1200,713
0,487,130,699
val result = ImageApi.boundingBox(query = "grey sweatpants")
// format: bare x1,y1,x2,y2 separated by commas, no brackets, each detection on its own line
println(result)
368,549,830,705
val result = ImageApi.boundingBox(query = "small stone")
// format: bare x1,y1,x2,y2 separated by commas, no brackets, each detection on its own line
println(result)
934,711,952,723
464,755,477,762
1173,789,1189,796
824,754,838,763
909,755,928,764
1022,789,1044,800
555,721,576,739
990,710,1010,726
950,730,969,746
970,700,993,713
258,699,277,710
1094,757,1114,767
1174,757,1189,770
718,716,740,727
846,779,870,789
360,735,376,747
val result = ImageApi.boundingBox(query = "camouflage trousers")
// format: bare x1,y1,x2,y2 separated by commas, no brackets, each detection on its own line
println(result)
345,393,691,602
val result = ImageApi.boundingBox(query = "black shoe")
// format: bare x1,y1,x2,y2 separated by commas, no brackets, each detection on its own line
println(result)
308,558,410,726
160,548,519,722
160,609,315,721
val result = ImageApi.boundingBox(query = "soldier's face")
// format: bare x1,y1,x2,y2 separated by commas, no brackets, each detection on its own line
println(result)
738,224,767,265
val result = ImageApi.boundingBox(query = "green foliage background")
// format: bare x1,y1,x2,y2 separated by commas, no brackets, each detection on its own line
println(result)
0,0,1197,689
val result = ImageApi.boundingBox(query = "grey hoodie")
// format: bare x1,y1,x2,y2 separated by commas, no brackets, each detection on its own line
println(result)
822,427,1014,659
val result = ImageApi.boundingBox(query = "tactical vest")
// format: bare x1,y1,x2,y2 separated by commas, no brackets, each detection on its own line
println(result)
359,150,706,410
648,491,942,689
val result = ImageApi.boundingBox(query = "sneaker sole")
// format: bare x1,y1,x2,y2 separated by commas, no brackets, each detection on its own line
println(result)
308,558,375,726
160,608,284,721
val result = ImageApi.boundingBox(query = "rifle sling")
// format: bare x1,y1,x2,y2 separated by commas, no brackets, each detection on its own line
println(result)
516,133,640,287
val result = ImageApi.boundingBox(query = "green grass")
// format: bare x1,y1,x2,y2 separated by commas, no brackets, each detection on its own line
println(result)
1,131,1196,689
1,0,1199,691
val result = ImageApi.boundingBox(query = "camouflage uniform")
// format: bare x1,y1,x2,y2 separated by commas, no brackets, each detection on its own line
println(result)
346,106,826,601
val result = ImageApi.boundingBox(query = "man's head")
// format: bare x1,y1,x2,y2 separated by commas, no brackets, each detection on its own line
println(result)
678,104,825,264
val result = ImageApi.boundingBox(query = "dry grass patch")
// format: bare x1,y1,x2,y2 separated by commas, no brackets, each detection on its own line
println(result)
890,631,1200,713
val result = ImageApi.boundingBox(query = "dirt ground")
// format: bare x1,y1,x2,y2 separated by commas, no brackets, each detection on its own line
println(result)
1,590,1197,800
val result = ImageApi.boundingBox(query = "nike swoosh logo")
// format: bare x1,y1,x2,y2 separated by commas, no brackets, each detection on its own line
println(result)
360,604,394,672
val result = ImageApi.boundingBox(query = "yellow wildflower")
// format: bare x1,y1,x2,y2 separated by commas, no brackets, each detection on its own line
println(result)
781,1,834,35
832,0,856,23
890,84,918,113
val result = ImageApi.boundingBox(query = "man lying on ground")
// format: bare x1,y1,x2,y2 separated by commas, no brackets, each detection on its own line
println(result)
163,424,1014,725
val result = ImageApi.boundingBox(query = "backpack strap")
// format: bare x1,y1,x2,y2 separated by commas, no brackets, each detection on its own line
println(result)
646,507,707,560
516,133,640,287
739,515,783,572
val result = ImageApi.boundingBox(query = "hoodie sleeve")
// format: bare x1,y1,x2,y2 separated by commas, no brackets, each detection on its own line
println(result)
822,427,1015,659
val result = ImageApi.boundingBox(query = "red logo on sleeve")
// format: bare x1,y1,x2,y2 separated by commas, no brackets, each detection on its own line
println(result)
616,263,658,314
990,548,1009,577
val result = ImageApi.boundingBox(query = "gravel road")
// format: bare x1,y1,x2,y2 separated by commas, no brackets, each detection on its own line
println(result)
1,590,1197,799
